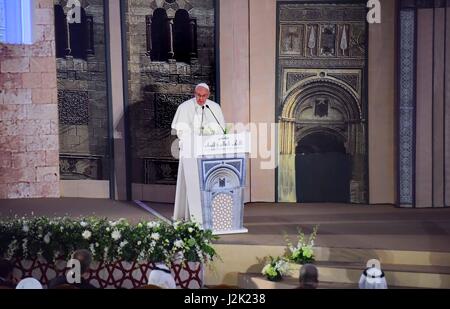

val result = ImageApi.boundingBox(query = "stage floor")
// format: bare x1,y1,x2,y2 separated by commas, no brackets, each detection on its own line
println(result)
0,198,157,223
1,198,450,252
128,201,450,252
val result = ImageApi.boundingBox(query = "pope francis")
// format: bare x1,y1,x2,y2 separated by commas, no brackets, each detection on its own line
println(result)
171,83,226,221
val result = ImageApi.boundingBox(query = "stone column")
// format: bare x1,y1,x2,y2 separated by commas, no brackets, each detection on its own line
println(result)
107,0,127,200
167,18,175,60
189,18,197,59
368,0,397,204
278,119,296,202
249,0,276,202
85,16,94,56
145,15,152,56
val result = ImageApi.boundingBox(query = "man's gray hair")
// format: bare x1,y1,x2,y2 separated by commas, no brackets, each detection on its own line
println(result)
299,263,319,288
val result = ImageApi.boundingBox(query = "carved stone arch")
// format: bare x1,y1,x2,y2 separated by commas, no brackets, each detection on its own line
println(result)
278,78,366,204
60,0,90,13
205,167,241,191
280,79,361,156
148,0,194,17
295,126,349,154
293,88,357,122
282,77,361,122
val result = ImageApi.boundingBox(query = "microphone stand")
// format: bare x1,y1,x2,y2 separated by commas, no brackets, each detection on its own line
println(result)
200,105,205,135
206,105,225,134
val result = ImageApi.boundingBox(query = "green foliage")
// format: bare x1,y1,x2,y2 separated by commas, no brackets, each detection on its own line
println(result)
261,256,290,281
0,216,219,265
284,225,319,264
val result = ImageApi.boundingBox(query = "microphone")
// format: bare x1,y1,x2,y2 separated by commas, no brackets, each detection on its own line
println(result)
200,106,205,135
206,105,225,134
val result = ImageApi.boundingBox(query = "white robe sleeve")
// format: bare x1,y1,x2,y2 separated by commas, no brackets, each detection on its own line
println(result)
171,104,183,139
172,102,193,140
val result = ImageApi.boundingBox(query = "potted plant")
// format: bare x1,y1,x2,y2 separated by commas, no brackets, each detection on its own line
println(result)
261,256,290,282
284,225,319,265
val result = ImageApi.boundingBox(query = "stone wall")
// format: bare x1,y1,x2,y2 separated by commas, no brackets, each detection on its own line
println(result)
54,0,109,180
277,3,368,203
125,0,216,184
0,0,59,199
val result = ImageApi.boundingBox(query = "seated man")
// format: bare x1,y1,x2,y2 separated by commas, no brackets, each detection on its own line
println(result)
148,263,176,289
16,278,43,289
358,262,388,289
298,263,319,289
48,249,96,289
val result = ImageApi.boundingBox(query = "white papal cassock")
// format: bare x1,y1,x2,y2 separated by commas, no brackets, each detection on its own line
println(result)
171,98,226,221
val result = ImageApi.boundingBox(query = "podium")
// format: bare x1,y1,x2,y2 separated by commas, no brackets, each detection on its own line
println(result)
179,132,250,235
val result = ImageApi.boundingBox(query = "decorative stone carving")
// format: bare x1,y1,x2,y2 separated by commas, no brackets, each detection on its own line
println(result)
277,3,367,204
58,90,89,125
280,58,366,68
307,25,317,56
279,4,366,22
149,0,193,13
286,72,316,91
349,24,366,58
144,158,179,184
340,25,348,56
59,155,102,180
399,10,415,206
314,98,329,118
328,73,360,94
280,25,303,55
154,93,192,129
319,25,336,56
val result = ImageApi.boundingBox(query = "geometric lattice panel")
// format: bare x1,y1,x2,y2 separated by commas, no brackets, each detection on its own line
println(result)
398,9,415,206
211,193,233,231
13,257,203,289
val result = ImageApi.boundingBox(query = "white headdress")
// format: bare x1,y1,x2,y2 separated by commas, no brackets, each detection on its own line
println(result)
195,83,210,92
16,277,43,289
148,263,176,289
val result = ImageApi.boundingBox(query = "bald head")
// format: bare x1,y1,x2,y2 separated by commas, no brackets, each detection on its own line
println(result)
299,264,318,289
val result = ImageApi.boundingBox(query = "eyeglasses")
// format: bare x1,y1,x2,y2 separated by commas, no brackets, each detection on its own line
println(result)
195,93,209,99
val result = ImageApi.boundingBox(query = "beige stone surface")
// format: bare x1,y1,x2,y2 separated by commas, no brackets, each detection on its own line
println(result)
368,0,397,204
0,0,59,199
248,0,276,202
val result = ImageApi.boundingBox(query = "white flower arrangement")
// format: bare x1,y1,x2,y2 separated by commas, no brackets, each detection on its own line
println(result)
0,217,218,266
82,230,92,240
284,225,319,264
111,230,121,241
261,256,290,281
